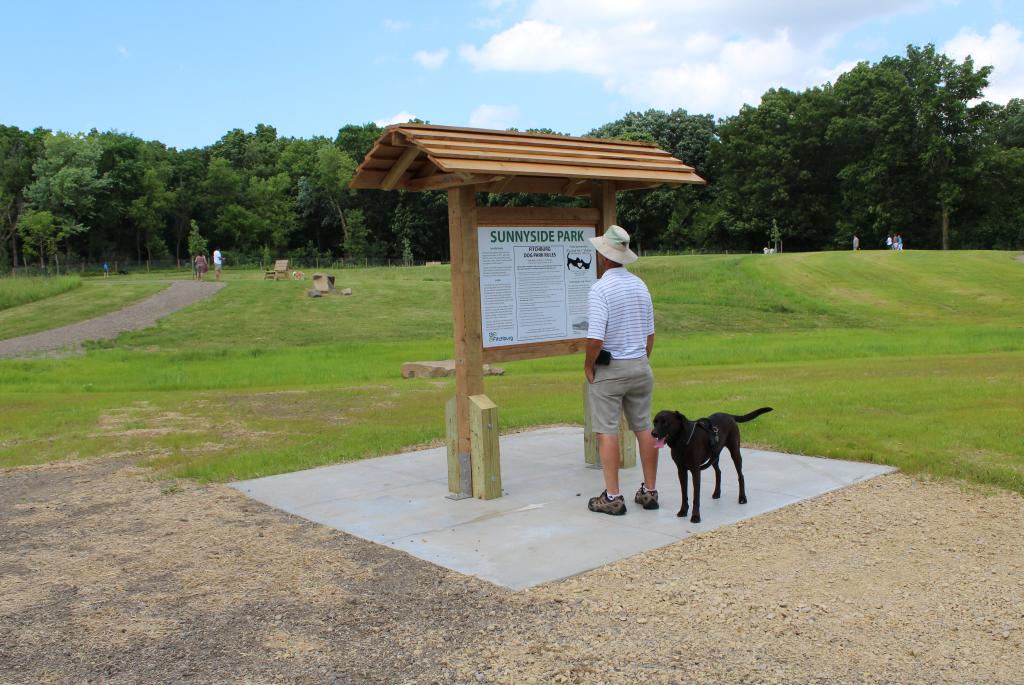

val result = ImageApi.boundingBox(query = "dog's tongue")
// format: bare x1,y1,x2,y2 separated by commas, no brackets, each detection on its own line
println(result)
654,436,666,449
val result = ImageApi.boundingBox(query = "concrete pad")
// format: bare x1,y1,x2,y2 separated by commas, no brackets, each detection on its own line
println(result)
232,426,894,590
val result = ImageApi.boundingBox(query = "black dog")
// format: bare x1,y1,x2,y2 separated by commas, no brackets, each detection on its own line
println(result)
651,407,773,523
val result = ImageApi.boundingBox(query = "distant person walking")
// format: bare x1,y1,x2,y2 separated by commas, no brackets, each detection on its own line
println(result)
102,261,110,277
584,224,660,516
852,234,860,251
886,234,893,250
213,248,223,281
896,234,904,251
194,253,208,281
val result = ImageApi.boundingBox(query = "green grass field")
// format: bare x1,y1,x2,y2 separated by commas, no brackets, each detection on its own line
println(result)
0,275,81,312
1,251,1022,494
0,278,168,340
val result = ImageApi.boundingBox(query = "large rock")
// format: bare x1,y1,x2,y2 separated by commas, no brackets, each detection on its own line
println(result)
401,360,505,379
312,272,335,292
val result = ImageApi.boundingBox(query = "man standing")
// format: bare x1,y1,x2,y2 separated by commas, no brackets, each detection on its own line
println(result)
852,234,860,251
213,248,223,281
584,225,660,515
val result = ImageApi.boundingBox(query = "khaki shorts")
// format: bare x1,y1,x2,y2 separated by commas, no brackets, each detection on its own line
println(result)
588,357,654,434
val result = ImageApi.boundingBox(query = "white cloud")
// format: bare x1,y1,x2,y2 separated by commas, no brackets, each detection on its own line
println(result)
613,30,812,114
472,0,517,31
460,0,941,116
943,23,1024,105
414,48,450,70
383,19,409,32
469,104,520,129
471,16,503,30
461,21,607,74
117,45,129,58
374,111,418,127
815,59,863,86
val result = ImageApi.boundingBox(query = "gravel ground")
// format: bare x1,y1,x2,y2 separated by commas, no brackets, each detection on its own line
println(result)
0,281,223,358
1,458,1021,685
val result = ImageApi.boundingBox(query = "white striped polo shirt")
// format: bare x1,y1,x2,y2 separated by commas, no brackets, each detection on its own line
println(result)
586,267,655,359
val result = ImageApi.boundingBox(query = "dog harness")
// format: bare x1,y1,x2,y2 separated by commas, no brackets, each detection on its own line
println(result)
685,418,720,470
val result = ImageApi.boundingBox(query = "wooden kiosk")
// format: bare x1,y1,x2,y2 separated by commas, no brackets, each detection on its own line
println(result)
351,124,705,500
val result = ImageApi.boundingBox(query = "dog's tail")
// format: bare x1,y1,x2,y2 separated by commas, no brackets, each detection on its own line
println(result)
733,407,773,423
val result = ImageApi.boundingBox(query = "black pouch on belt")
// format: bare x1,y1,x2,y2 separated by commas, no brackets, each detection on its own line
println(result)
596,349,612,365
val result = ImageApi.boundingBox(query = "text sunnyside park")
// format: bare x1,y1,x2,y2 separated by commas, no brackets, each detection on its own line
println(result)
1,249,1021,496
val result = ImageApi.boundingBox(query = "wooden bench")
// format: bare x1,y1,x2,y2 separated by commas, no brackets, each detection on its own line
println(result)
264,259,289,281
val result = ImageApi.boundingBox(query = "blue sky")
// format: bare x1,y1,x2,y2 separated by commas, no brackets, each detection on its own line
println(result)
2,1,1022,149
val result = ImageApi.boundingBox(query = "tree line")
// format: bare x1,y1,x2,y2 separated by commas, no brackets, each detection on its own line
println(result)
2,43,1021,274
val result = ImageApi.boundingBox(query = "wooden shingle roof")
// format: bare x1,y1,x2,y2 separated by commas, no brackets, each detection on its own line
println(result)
350,124,705,195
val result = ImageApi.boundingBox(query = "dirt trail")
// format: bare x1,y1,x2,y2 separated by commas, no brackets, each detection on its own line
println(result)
1,458,1021,684
0,281,223,358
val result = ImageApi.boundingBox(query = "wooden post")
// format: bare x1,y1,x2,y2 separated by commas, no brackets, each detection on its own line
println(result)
583,381,599,467
591,181,617,277
584,180,635,468
596,181,616,229
469,394,501,499
445,397,464,494
446,186,486,498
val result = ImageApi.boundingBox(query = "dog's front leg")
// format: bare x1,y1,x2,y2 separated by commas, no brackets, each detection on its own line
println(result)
676,461,689,517
690,468,701,523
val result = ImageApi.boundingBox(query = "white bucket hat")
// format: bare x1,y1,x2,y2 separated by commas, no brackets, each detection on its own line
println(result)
590,224,638,265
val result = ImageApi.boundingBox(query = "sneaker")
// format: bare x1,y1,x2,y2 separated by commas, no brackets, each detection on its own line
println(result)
634,484,659,510
588,490,626,516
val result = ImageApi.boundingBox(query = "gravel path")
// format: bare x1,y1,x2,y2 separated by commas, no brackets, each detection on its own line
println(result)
1,458,1021,684
0,281,223,358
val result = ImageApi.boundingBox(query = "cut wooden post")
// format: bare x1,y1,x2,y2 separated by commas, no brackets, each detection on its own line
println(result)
445,397,470,496
583,381,599,467
469,394,501,499
447,186,486,497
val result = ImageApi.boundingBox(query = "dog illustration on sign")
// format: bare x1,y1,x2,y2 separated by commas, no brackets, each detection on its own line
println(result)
566,255,592,270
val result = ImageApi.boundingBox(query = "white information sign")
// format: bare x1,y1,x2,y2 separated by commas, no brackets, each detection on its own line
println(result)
478,226,597,348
